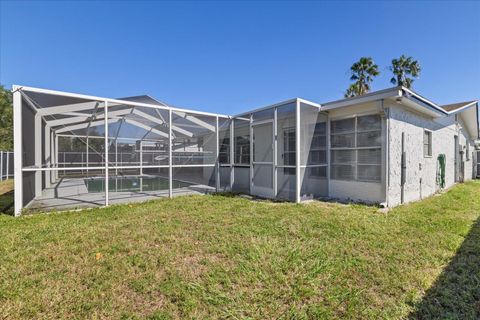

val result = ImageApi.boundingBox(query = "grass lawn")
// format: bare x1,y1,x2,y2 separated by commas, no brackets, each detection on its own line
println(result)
0,180,479,319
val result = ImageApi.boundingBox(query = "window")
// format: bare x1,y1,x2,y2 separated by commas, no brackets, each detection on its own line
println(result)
283,128,296,166
235,135,250,164
219,137,230,164
423,130,432,157
282,128,296,174
330,114,382,182
466,142,470,161
308,166,327,178
307,122,327,166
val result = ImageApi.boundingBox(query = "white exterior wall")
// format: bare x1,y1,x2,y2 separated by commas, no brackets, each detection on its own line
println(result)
387,104,475,206
458,118,476,181
329,180,384,203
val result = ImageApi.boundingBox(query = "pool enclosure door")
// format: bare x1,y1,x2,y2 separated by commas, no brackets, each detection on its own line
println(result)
251,121,275,198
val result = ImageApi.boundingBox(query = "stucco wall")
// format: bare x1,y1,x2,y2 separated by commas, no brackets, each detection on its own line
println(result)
387,104,474,206
329,180,384,203
458,118,476,181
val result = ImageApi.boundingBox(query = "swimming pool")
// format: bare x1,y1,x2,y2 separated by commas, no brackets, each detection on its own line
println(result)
85,176,193,193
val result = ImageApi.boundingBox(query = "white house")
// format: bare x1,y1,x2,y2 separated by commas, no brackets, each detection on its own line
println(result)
320,87,478,206
12,85,479,215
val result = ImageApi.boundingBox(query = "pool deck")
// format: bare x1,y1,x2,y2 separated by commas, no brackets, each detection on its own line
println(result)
27,177,216,212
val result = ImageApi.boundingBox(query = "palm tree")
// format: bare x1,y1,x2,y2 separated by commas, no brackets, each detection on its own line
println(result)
345,83,361,98
344,57,380,98
389,55,421,88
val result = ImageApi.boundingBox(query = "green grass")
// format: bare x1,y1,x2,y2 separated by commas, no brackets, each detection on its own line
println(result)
0,180,479,319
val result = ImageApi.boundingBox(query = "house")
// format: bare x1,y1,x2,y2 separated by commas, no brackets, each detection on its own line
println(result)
12,85,479,215
321,88,478,206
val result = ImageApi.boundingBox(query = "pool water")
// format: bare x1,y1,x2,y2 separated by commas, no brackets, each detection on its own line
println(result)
85,176,192,193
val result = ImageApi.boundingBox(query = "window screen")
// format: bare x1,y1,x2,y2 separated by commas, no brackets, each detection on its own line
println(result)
233,119,250,165
330,114,382,182
235,136,250,164
219,137,230,164
283,128,296,166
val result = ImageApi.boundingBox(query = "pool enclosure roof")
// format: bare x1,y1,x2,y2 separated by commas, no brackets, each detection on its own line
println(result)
15,84,478,133
16,85,230,144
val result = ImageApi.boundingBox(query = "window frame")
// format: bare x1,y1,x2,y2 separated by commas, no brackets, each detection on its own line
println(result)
234,135,250,165
282,127,296,166
423,129,432,158
330,113,382,183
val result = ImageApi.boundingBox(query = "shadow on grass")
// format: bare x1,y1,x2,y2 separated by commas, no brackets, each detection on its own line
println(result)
409,217,480,319
0,186,14,215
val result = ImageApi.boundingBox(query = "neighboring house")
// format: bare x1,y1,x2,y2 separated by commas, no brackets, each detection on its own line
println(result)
12,85,479,215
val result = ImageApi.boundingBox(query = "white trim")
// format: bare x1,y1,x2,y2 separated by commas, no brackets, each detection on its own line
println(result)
173,110,216,132
273,107,278,197
47,116,91,128
44,125,51,187
47,108,131,127
37,101,100,116
402,87,450,114
229,119,234,190
295,100,301,203
423,128,433,158
16,85,230,118
299,164,328,168
215,116,220,192
124,119,169,138
56,118,117,133
13,90,22,216
234,98,299,118
251,118,274,125
443,101,478,115
34,114,42,197
104,101,109,206
168,110,173,198
326,113,331,197
322,87,402,110
249,114,253,192
329,110,383,121
132,108,194,137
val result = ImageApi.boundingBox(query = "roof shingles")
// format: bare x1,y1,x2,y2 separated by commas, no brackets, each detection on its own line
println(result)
440,100,477,112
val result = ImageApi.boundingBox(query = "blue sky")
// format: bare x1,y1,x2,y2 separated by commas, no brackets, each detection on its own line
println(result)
1,1,479,114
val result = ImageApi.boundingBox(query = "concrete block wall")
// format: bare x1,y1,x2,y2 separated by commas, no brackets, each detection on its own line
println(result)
387,104,474,206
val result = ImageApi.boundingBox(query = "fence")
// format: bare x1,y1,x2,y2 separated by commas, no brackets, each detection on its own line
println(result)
1,151,14,181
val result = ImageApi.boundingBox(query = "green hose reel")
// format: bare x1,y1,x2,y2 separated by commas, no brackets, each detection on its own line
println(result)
437,154,446,189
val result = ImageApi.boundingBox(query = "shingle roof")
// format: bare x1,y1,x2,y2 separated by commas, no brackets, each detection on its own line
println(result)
440,100,476,112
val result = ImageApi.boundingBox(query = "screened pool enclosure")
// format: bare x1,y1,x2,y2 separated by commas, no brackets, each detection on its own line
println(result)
13,86,329,215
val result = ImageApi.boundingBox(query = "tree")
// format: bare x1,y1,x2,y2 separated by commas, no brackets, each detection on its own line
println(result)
345,83,361,98
389,55,421,88
0,85,13,150
344,57,380,98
